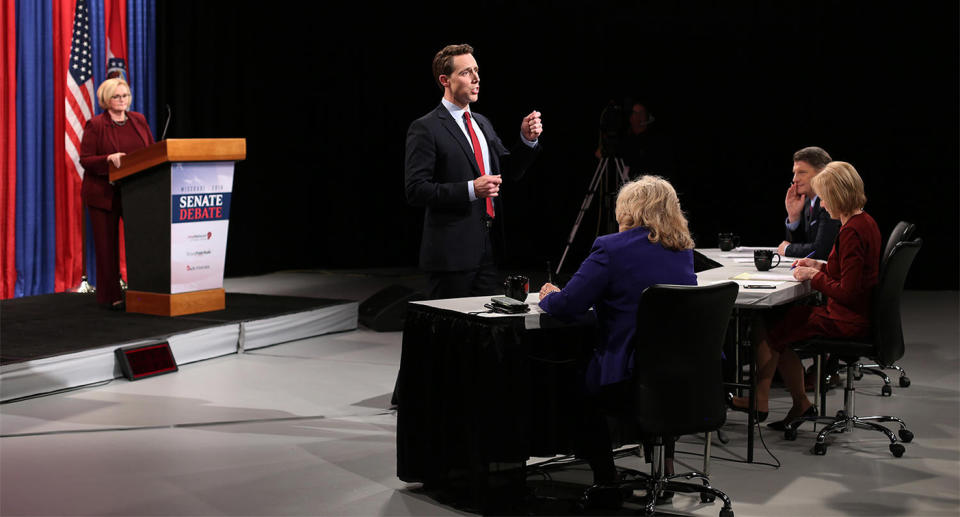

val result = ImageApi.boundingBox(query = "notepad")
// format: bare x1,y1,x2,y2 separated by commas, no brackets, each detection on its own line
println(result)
732,272,797,282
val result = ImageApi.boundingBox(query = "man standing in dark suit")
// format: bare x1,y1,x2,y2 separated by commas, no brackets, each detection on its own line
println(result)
777,146,840,260
405,44,542,299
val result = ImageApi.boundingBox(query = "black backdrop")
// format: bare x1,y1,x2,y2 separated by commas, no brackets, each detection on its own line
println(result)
156,2,958,289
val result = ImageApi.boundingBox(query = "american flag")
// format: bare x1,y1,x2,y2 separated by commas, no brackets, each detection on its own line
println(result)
64,0,94,182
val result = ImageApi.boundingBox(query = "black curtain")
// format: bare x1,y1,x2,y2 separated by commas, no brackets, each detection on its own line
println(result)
157,2,959,289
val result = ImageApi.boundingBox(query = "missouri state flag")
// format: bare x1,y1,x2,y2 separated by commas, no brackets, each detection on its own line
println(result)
2,0,156,299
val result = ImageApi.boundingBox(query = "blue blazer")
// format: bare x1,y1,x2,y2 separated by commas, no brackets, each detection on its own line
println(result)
539,227,696,391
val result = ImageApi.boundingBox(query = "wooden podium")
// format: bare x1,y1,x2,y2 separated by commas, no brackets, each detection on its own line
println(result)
110,139,246,316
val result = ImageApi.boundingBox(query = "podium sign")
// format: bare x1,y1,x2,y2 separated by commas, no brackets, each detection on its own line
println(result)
170,161,234,293
110,139,245,316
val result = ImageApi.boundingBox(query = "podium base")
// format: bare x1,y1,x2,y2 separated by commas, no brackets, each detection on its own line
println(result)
126,288,225,317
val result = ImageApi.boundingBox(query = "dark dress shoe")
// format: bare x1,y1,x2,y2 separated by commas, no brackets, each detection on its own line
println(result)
726,393,768,422
767,404,817,431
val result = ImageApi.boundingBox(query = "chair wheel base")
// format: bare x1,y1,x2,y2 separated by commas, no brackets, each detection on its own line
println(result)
899,429,914,443
784,428,798,441
899,376,911,387
881,385,892,396
720,508,734,517
890,443,905,457
813,442,827,455
701,493,715,503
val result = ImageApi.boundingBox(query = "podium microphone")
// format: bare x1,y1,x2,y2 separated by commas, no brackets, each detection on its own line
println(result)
160,104,172,140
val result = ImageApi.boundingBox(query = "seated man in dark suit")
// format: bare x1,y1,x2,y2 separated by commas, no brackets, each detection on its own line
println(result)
776,146,841,260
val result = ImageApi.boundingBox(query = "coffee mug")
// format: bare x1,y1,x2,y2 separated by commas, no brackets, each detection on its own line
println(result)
718,233,741,252
503,275,530,302
754,250,781,271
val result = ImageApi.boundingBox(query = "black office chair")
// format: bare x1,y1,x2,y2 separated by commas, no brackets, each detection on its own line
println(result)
854,221,917,394
786,238,921,457
581,282,738,517
815,221,917,398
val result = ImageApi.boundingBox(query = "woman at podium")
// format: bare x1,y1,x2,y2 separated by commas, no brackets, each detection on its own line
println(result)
79,78,155,310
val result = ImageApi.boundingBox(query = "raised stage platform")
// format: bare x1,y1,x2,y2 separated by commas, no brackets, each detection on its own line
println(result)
0,291,357,402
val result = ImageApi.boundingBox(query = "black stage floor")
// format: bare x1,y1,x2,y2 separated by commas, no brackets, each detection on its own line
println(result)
0,292,347,366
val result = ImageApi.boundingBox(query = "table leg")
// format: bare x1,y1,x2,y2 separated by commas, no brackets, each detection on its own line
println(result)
815,354,823,417
734,309,742,396
747,329,756,463
703,431,712,476
729,308,756,463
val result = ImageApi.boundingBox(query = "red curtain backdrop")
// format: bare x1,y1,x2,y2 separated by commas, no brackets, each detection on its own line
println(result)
1,0,16,299
53,0,85,292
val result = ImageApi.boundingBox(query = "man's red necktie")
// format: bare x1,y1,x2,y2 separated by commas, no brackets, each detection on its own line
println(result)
464,112,495,218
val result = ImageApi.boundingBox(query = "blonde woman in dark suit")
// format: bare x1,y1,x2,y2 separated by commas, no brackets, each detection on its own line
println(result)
79,78,154,310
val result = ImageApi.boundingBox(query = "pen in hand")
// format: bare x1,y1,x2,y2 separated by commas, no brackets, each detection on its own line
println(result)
790,251,816,270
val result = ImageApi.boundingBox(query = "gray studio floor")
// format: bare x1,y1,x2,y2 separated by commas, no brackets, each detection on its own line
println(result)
1,269,958,517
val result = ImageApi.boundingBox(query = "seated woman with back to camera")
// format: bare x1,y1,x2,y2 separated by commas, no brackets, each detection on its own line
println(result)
538,175,697,496
728,161,882,430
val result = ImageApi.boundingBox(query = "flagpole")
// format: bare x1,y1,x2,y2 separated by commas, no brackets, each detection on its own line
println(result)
72,206,95,293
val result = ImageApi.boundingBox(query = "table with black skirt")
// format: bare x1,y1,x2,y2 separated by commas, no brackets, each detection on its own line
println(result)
395,294,597,511
395,258,814,508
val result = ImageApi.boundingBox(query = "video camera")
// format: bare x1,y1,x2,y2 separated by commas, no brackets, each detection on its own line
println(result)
598,100,626,157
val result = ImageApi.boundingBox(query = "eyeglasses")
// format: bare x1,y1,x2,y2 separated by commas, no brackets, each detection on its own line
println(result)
111,93,130,100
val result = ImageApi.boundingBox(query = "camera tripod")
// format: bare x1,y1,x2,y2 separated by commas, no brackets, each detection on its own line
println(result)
555,155,630,277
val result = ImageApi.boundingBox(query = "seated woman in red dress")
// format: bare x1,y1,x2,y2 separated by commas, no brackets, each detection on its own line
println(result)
729,161,882,430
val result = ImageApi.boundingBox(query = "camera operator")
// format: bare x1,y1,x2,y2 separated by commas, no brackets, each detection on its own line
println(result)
595,100,675,181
